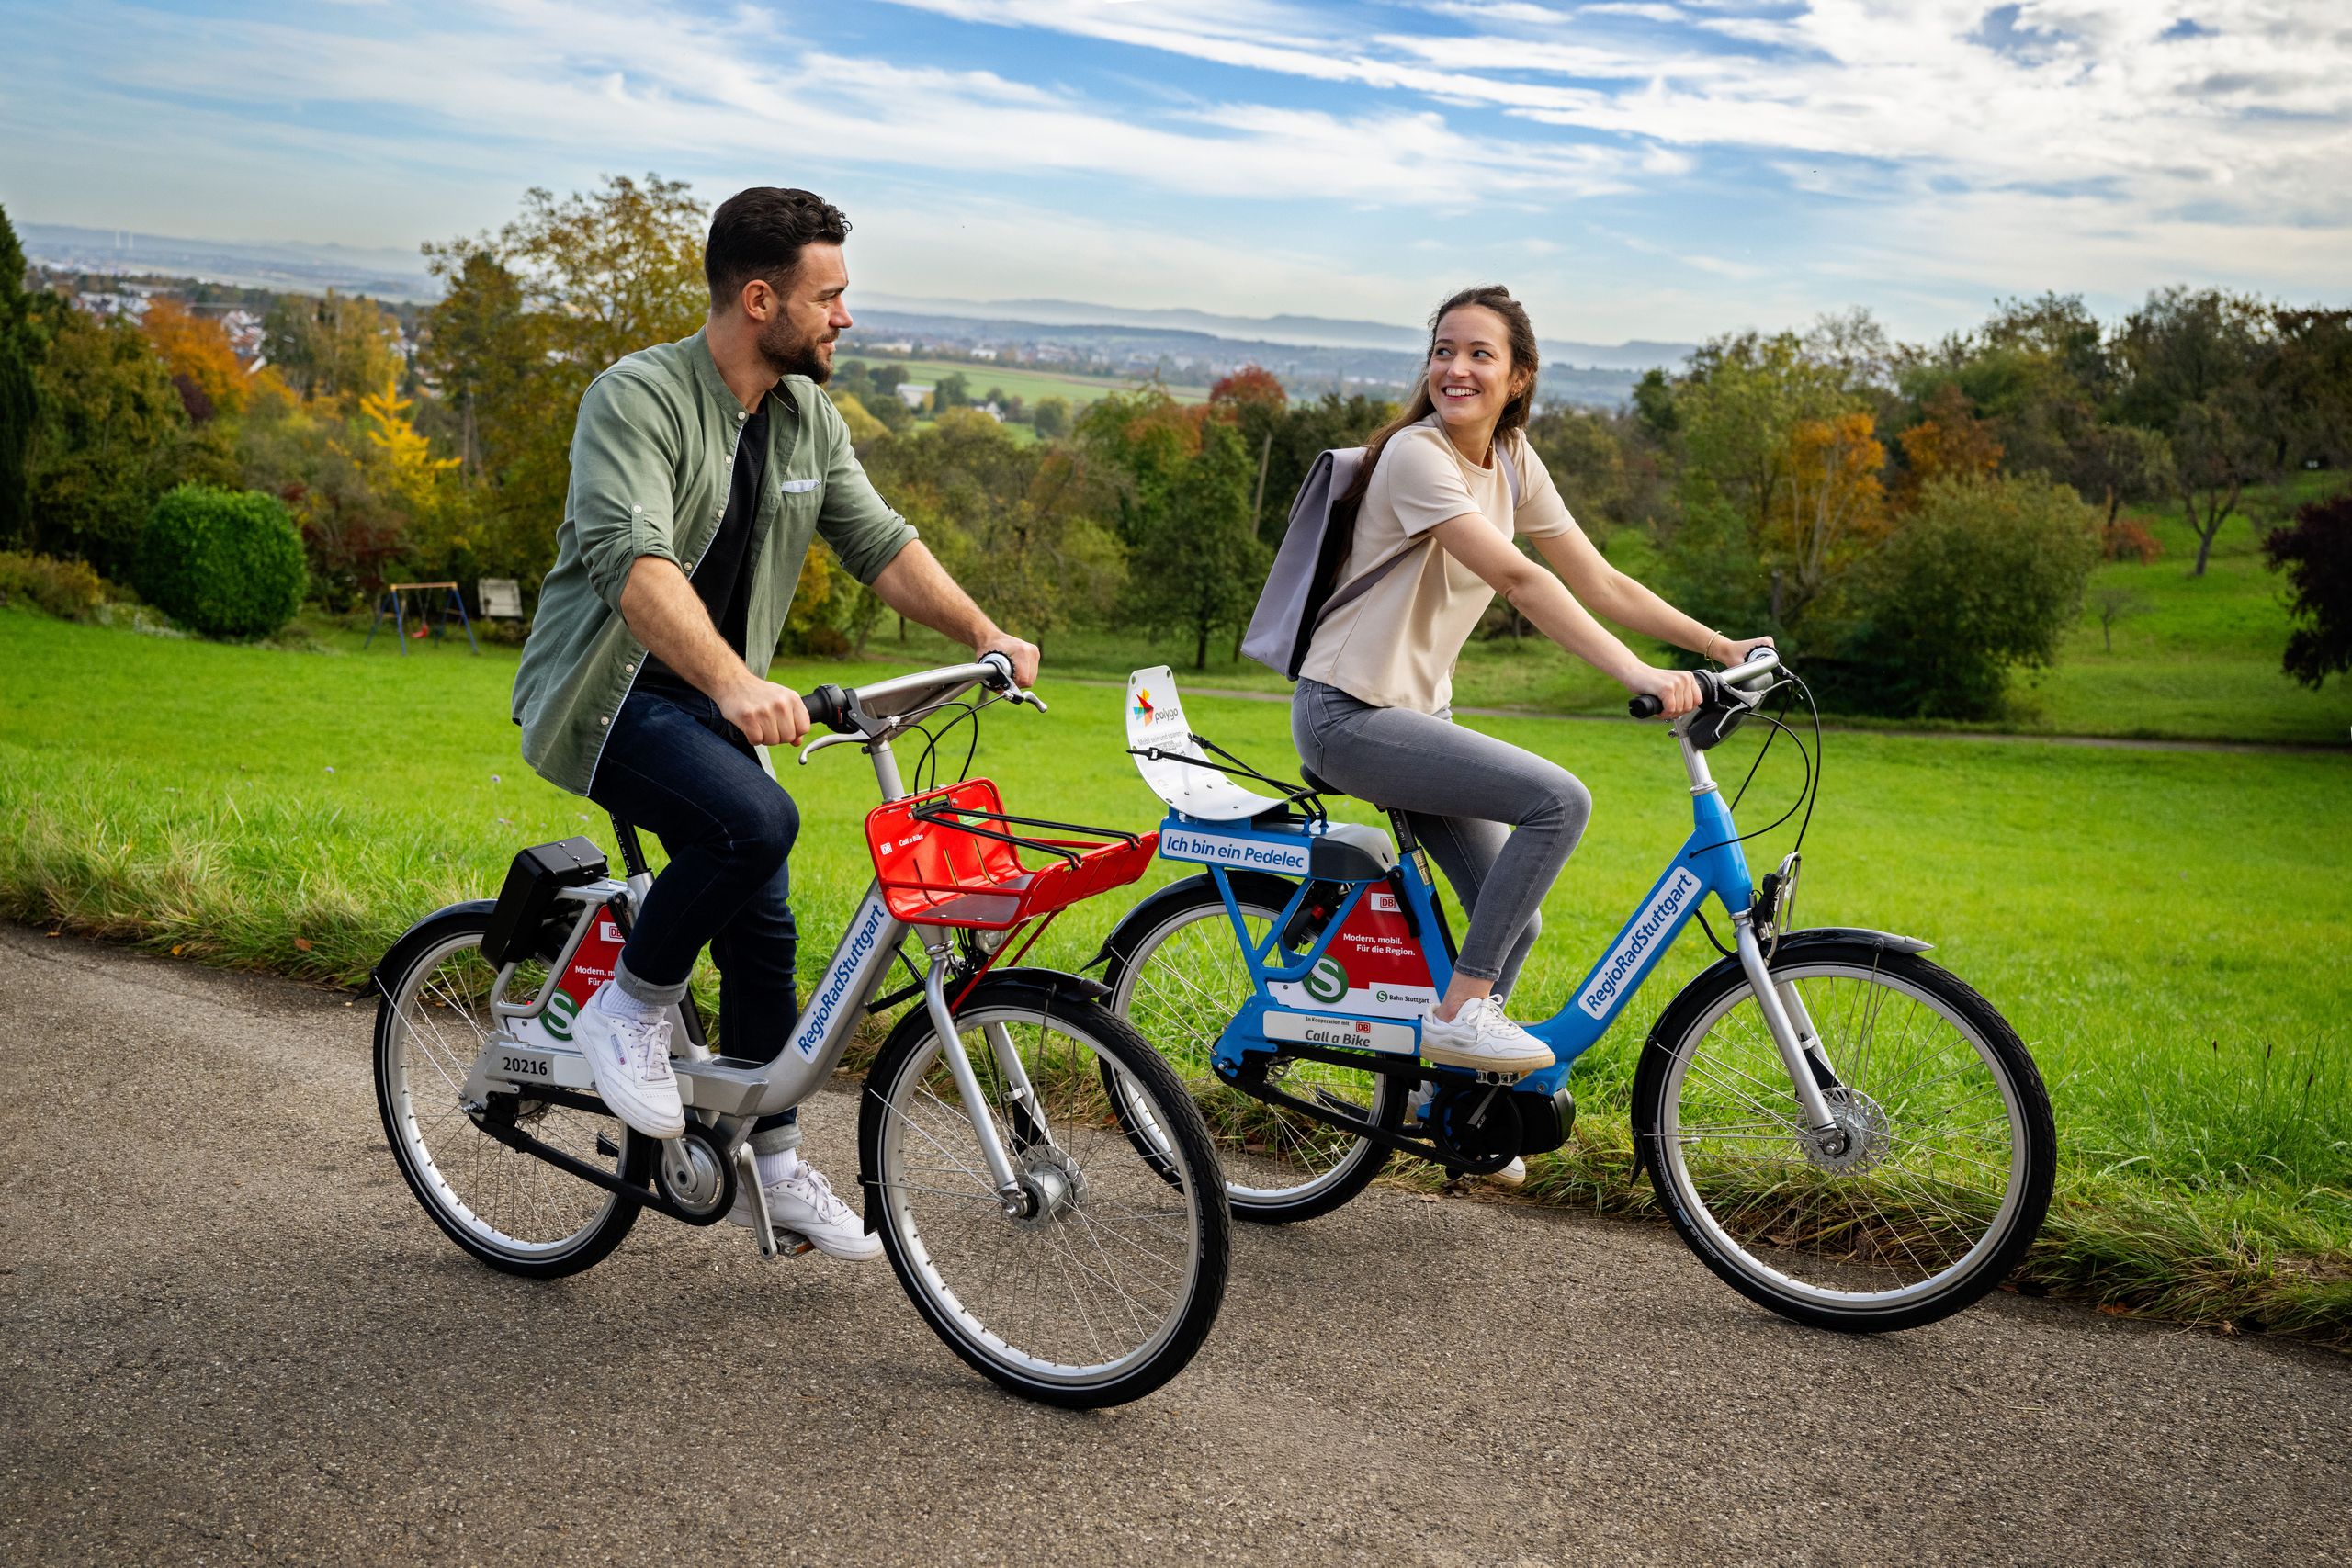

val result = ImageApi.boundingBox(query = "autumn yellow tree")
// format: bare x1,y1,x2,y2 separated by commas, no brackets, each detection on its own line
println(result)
1771,411,1888,626
141,299,249,421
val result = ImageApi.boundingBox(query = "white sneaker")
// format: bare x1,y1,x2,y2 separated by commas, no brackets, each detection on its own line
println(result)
1418,996,1553,1078
1486,1157,1528,1188
571,982,685,1139
728,1160,884,1261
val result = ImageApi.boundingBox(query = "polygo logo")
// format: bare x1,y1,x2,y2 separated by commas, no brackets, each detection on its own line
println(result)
1131,688,1156,721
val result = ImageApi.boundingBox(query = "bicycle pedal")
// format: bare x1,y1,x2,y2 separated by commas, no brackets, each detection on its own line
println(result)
770,1228,816,1258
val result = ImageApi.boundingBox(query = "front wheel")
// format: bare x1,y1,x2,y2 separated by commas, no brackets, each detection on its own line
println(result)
1634,939,2054,1332
857,976,1230,1408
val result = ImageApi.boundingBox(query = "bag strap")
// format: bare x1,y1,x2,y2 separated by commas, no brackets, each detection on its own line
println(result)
1315,437,1523,628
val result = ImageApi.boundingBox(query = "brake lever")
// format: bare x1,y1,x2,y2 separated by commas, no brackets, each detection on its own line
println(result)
796,730,867,767
1009,687,1050,714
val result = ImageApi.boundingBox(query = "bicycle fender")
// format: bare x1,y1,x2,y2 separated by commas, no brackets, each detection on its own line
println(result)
1081,870,1302,971
1626,926,1932,1182
364,899,498,998
970,966,1113,1007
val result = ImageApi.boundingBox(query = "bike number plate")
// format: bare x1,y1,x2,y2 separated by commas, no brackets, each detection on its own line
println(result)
1268,888,1435,1021
507,917,626,1049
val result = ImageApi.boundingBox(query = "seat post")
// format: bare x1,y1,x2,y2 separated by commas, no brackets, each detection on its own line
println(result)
609,815,653,880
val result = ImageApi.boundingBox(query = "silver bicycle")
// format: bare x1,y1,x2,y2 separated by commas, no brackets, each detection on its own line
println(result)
372,655,1231,1407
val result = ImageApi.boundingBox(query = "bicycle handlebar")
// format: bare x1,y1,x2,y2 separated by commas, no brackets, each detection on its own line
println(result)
804,655,1034,738
1626,647,1781,719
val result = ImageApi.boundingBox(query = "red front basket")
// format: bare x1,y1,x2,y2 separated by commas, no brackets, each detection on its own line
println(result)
865,778,1159,931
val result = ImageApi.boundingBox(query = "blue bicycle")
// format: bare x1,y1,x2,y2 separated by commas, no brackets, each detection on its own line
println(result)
1097,649,2054,1331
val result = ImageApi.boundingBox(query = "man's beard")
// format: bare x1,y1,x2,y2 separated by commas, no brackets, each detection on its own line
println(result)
758,315,833,383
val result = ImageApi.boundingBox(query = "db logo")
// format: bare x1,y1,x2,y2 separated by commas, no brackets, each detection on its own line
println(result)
1369,892,1399,913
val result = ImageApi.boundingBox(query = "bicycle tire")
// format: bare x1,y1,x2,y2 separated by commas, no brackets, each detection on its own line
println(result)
857,973,1230,1408
1633,936,2055,1332
1102,873,1400,1223
373,905,647,1280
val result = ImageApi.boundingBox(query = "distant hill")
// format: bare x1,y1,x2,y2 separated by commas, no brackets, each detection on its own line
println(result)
857,291,1693,371
19,223,435,300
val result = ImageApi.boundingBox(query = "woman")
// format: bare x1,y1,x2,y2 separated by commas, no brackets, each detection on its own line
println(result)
1294,284,1771,1087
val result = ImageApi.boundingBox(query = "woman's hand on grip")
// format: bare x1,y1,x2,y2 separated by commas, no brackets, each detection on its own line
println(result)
1625,664,1703,718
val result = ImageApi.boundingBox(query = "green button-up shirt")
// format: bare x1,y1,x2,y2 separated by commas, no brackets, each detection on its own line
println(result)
513,328,917,795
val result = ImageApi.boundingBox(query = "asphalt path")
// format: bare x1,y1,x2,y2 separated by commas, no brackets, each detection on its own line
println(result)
4,927,2346,1566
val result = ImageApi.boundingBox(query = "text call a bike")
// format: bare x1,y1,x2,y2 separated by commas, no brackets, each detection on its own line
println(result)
1096,649,2053,1332
372,654,1230,1406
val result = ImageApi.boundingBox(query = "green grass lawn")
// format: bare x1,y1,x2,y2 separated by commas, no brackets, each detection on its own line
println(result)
4,605,2347,1335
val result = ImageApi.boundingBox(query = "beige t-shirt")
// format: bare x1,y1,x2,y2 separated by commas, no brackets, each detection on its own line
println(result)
1298,416,1574,713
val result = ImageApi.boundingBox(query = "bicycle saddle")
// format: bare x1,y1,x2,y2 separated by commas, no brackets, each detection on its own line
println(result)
1297,763,1341,797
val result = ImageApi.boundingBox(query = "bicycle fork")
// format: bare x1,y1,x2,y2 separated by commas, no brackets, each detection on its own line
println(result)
1730,913,1844,1138
918,940,1046,1219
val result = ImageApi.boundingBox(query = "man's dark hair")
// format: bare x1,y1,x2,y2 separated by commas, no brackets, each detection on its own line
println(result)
705,188,851,310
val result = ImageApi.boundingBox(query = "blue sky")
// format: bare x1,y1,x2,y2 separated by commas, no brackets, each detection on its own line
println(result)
2,0,2346,343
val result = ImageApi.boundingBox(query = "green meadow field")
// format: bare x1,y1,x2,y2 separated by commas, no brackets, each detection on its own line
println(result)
849,355,1215,410
3,606,2346,1337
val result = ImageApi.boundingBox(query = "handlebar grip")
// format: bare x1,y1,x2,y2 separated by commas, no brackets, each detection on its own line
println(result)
978,649,1015,689
1627,694,1664,719
805,683,854,733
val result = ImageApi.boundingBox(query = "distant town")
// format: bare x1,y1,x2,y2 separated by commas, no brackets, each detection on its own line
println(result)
19,222,1690,408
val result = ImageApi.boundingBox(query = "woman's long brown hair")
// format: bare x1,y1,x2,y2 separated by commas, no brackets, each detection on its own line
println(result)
1338,284,1542,513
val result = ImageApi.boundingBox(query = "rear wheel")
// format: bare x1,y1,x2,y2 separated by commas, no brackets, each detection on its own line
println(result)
1635,940,2054,1332
373,908,645,1279
1104,875,1399,1223
858,980,1229,1408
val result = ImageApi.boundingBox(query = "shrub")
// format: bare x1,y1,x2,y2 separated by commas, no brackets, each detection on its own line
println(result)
2263,490,2352,690
135,484,307,639
0,550,107,620
2101,515,2164,563
1824,474,2100,718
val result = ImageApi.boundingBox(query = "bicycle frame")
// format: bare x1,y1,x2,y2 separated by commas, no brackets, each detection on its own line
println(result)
454,661,1054,1218
1182,664,1845,1135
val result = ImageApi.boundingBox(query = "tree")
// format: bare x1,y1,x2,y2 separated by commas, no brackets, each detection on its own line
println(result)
1832,475,2100,717
25,307,188,580
2089,584,2148,652
932,371,971,413
2263,490,2352,690
863,407,1124,640
2263,307,2352,473
1207,364,1290,536
420,174,710,585
828,391,888,447
1894,382,2002,507
1121,419,1265,669
1773,411,1889,626
1079,389,1270,665
141,298,249,422
262,290,403,406
0,202,36,547
1031,395,1071,440
2073,423,2174,528
417,243,534,478
2113,288,2275,576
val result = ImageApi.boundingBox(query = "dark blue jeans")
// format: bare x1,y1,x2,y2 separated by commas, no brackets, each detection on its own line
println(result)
588,687,801,1133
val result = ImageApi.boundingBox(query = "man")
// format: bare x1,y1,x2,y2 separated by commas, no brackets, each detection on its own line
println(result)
512,187,1039,1259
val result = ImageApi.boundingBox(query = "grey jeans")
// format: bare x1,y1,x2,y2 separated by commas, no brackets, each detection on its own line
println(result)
1292,679,1591,992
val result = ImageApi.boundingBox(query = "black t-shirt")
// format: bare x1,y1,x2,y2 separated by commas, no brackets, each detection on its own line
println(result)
636,405,770,699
